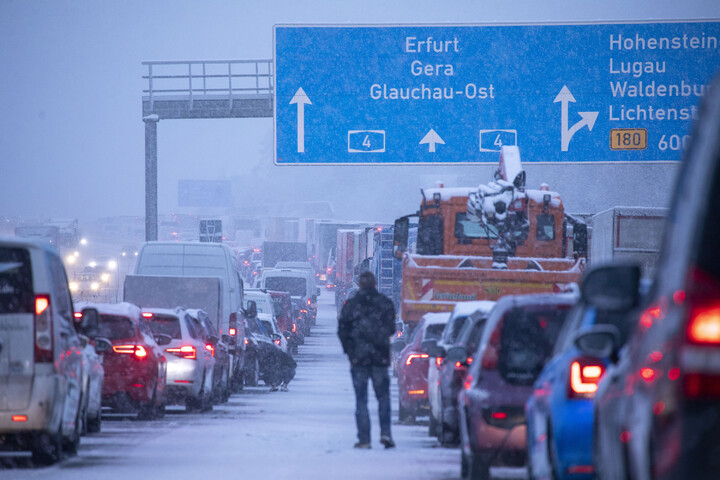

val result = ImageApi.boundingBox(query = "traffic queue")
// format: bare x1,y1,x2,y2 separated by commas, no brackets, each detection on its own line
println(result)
386,75,720,480
0,237,317,465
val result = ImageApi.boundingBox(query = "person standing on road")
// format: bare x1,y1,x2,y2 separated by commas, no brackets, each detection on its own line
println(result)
338,271,397,449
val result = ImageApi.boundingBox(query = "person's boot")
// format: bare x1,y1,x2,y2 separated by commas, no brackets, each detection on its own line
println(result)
354,442,371,449
380,435,395,449
280,382,289,392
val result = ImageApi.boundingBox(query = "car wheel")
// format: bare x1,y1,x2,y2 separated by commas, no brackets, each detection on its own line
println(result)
547,420,562,480
138,383,158,420
467,453,490,480
440,421,458,447
429,411,439,437
86,410,102,433
31,426,62,466
244,354,259,387
398,397,413,423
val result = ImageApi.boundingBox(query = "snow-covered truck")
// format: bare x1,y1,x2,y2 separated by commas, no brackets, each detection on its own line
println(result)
393,146,586,325
590,206,668,276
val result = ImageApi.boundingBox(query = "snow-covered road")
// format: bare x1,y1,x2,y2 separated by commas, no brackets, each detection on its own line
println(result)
3,292,479,480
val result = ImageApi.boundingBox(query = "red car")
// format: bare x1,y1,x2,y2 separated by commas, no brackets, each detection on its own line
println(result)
395,312,451,421
76,302,169,419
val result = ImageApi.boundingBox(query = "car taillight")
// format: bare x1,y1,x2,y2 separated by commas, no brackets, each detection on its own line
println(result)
244,338,249,345
229,328,237,336
205,344,215,357
142,312,153,318
307,298,311,306
455,357,473,369
405,353,429,366
482,406,524,428
481,325,502,369
34,294,53,363
292,323,297,333
113,344,148,359
229,312,238,338
274,338,281,346
680,267,720,399
436,357,443,367
568,357,605,399
166,345,197,360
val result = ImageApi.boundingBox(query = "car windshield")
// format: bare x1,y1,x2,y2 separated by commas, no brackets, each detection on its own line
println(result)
265,277,307,297
146,314,182,339
98,314,136,340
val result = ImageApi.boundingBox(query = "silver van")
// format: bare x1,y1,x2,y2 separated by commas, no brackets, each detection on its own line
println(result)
0,237,85,464
132,242,247,390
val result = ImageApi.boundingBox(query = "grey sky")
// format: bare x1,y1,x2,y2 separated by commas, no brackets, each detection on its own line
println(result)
2,1,719,224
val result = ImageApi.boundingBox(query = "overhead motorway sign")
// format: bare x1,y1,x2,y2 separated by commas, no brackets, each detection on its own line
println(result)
274,22,720,165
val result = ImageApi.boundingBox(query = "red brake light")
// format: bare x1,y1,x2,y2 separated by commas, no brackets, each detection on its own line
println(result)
229,328,237,336
436,357,443,367
113,344,148,359
464,374,474,390
34,294,53,363
74,312,83,319
166,345,197,360
568,358,605,398
405,353,429,366
292,323,297,333
307,298,311,306
274,338,281,346
142,312,153,318
134,345,148,358
11,415,28,422
244,338,249,345
491,411,507,420
205,344,215,357
687,306,720,344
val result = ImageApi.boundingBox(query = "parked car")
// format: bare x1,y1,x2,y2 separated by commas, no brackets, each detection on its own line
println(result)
395,312,451,422
143,307,215,412
76,302,169,419
428,302,496,446
428,301,497,439
458,293,576,480
0,237,88,464
73,317,106,435
579,74,720,480
186,308,231,404
525,282,641,480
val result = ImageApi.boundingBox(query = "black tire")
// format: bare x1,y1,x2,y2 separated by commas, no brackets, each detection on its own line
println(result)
63,403,82,456
398,397,413,423
87,410,102,433
32,427,62,466
547,421,560,480
467,453,490,480
244,354,259,387
461,451,469,479
138,383,158,420
440,422,458,447
429,411,439,437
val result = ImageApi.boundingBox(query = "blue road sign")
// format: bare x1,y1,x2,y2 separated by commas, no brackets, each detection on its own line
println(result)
274,22,720,165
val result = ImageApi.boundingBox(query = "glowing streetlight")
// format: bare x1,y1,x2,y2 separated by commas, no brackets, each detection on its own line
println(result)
90,282,99,291
108,260,117,270
101,273,111,283
65,255,76,264
89,261,97,268
80,238,88,246
69,282,78,292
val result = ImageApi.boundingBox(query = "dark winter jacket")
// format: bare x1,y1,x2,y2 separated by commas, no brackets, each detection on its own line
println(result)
337,287,396,366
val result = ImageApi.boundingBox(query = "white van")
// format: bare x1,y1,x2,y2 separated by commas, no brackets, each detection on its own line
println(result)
132,242,247,389
261,268,318,328
0,237,86,464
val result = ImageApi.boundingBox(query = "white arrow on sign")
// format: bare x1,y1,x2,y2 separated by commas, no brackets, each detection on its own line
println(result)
419,129,445,152
554,85,599,152
290,87,312,153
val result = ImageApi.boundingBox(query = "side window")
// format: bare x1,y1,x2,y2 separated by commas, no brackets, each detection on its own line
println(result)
48,253,72,319
139,319,153,337
536,214,555,241
184,315,200,339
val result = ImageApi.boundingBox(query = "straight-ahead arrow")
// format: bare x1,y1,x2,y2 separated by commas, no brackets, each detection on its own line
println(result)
419,129,445,153
290,87,311,153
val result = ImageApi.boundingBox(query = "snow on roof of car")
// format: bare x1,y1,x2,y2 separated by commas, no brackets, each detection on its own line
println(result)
422,187,473,201
421,312,452,325
451,300,497,318
74,301,142,319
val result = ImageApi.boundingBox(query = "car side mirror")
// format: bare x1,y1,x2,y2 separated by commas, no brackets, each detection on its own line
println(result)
94,337,112,353
78,307,100,337
271,333,282,342
574,325,621,361
446,345,469,364
581,264,640,312
154,333,173,346
221,334,231,344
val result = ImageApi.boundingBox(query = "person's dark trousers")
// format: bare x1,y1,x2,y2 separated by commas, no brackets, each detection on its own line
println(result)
350,365,391,444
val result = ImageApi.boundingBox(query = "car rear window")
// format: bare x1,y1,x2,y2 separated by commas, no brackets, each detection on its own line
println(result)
98,314,136,340
147,314,182,339
0,247,33,314
498,305,571,385
265,277,307,297
424,323,446,341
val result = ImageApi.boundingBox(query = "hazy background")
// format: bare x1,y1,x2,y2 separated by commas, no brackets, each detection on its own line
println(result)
2,0,719,224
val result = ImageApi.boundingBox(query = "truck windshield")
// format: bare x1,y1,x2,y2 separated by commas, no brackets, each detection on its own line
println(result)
265,277,307,297
454,212,498,240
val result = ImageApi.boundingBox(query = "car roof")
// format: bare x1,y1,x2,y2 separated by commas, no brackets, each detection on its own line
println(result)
74,301,142,320
421,312,452,326
451,300,497,318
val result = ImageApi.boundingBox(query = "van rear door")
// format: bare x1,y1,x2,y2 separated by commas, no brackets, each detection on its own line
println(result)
0,246,35,411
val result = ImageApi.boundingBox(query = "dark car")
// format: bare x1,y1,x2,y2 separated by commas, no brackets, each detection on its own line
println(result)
429,303,495,446
579,74,720,480
186,308,231,404
269,290,298,354
458,293,576,480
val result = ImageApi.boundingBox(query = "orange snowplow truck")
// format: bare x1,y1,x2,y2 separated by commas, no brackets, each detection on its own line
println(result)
393,146,587,325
